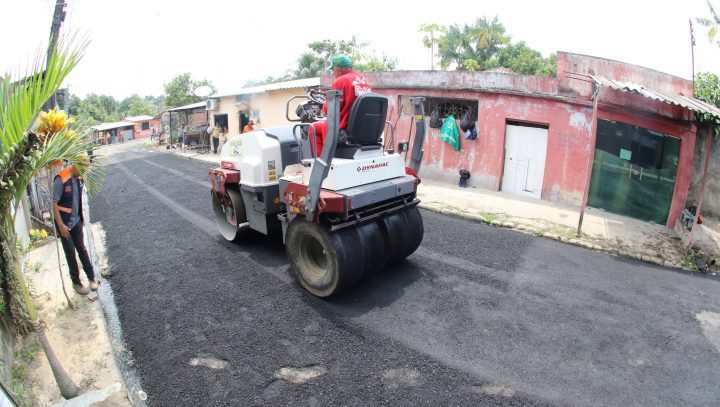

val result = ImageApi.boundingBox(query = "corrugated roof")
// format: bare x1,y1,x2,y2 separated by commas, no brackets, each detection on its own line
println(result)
590,74,720,120
92,121,135,131
124,115,154,122
165,101,206,112
217,77,320,97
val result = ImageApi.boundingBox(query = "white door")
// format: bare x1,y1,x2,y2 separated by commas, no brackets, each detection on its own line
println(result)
501,124,548,199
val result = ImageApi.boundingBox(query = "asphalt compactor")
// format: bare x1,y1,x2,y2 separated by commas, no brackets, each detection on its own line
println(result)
209,90,427,297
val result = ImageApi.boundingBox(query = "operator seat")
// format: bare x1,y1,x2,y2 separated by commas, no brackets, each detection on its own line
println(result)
335,93,388,159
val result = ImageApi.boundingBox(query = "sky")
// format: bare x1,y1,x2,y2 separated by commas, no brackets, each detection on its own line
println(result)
1,0,718,99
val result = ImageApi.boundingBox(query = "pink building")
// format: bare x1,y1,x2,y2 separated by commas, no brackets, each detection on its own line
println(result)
125,115,161,139
322,52,720,228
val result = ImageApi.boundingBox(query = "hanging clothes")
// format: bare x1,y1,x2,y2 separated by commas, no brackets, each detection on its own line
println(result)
440,115,461,151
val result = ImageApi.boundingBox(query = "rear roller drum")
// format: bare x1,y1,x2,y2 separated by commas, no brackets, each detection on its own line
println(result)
355,221,388,275
286,219,365,297
211,188,247,241
399,206,424,258
379,206,424,266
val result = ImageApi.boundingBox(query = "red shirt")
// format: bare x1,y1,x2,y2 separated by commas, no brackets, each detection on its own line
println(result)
322,70,372,130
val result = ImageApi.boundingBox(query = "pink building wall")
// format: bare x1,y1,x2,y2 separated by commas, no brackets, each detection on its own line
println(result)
130,118,161,139
321,52,697,228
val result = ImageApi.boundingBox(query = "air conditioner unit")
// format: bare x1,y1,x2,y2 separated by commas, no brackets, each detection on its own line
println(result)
206,99,218,111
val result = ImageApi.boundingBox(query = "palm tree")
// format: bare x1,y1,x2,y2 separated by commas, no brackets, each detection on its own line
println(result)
419,23,446,70
468,16,510,69
1,36,99,399
696,0,720,48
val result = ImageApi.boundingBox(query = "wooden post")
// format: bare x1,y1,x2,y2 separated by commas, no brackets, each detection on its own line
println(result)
577,84,600,236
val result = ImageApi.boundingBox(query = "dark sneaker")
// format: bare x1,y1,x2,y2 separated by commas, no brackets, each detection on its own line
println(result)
73,283,89,295
89,280,99,291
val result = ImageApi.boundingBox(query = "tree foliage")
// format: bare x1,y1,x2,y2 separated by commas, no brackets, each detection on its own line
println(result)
695,71,720,133
163,72,216,108
696,0,720,48
69,93,165,125
247,37,397,86
427,16,556,76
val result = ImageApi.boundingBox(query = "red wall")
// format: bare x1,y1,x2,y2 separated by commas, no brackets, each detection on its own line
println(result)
132,119,161,139
320,52,697,228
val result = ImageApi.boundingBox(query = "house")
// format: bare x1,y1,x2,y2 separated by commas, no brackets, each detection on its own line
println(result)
91,121,136,144
208,77,320,140
320,52,719,229
125,115,161,139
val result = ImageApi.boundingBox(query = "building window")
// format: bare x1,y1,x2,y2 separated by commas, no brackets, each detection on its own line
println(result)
141,121,150,130
399,96,479,121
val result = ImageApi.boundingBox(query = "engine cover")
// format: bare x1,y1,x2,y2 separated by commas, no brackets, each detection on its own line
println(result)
300,153,406,191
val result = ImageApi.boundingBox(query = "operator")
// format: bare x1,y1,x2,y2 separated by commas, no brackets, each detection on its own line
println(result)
309,55,372,155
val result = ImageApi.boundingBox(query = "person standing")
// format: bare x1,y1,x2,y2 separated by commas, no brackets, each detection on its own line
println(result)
212,123,221,154
242,120,255,134
150,127,157,141
52,160,98,295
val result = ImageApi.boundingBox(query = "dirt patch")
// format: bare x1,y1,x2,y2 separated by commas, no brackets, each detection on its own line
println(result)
14,225,130,406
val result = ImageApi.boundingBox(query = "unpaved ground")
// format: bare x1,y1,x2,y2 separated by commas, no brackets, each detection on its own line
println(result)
17,224,129,406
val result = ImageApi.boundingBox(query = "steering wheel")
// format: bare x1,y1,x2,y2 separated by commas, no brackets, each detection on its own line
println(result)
308,90,326,105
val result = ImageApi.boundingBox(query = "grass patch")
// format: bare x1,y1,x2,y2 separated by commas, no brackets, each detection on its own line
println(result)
681,249,701,273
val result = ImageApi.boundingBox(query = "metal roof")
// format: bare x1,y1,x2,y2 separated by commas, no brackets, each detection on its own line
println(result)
590,74,720,120
124,115,154,122
92,121,135,131
165,101,206,112
217,77,320,97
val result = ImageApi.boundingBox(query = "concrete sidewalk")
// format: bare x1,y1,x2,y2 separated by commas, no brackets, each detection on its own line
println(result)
153,144,719,273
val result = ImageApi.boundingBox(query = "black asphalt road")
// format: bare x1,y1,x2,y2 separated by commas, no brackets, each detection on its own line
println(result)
92,145,720,407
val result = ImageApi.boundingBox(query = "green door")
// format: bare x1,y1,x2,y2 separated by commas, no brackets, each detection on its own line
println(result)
588,120,680,224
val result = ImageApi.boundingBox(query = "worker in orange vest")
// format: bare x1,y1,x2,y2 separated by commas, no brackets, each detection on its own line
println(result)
52,160,98,295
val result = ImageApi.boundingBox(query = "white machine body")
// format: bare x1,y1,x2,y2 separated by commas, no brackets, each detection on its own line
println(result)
220,130,282,187
222,129,407,191
300,154,406,191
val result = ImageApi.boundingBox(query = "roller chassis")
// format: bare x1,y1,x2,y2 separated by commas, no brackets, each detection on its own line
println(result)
209,91,427,297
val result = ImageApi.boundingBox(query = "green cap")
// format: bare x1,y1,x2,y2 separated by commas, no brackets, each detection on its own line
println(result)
326,55,353,71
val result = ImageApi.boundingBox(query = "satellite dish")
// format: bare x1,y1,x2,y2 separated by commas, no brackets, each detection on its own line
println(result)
193,85,213,98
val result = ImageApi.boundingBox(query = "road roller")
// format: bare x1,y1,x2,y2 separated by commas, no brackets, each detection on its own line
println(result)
209,89,427,297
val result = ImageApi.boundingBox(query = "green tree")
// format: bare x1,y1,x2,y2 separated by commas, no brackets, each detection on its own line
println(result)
1,38,101,399
695,72,720,133
67,94,81,116
117,94,155,118
437,17,510,70
295,52,325,78
76,94,106,125
492,41,556,76
163,73,216,108
430,17,555,76
696,0,720,48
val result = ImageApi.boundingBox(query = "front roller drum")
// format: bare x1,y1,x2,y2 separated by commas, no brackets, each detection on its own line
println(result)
286,219,365,298
211,188,247,241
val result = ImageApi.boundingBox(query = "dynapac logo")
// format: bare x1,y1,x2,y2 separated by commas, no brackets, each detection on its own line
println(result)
357,162,389,172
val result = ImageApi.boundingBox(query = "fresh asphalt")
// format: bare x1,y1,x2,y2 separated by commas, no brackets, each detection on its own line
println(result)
91,144,720,407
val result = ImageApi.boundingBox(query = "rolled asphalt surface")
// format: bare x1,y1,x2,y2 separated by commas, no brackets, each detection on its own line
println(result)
162,142,719,273
87,141,720,406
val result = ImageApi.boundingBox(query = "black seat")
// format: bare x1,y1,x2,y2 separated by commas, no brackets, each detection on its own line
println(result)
335,93,388,159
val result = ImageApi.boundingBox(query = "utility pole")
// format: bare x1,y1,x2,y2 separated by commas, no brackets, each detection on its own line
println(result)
689,19,696,96
44,0,68,110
